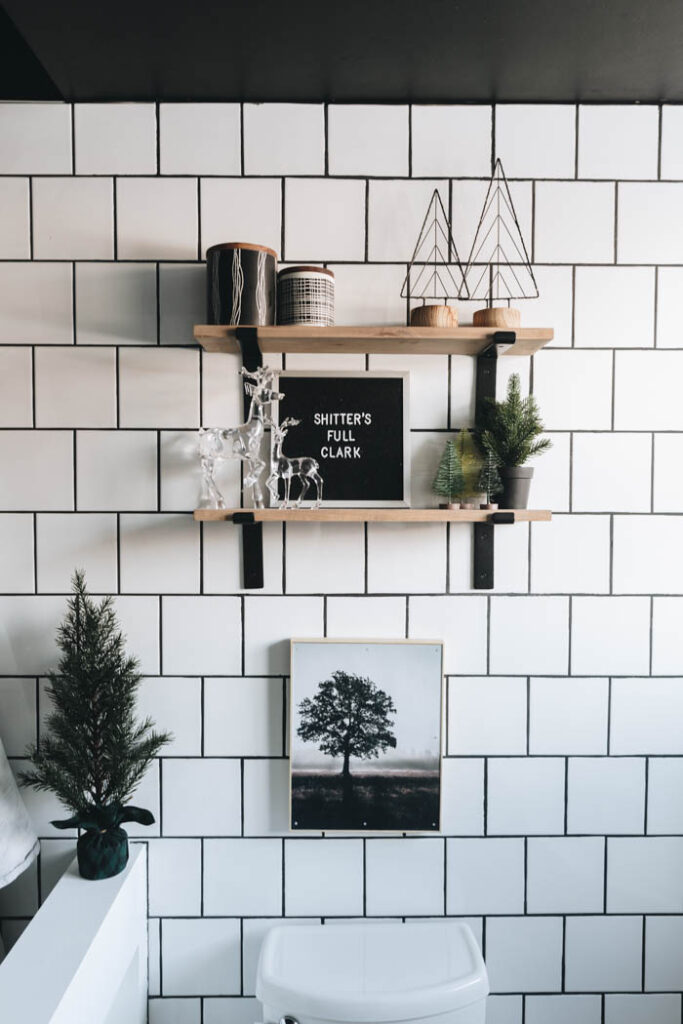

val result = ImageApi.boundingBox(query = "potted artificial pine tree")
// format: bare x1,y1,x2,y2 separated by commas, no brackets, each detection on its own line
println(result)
21,571,171,881
478,373,551,508
433,439,465,508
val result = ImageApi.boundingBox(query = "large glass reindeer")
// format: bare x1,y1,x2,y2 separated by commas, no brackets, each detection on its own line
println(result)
198,366,284,509
267,416,324,509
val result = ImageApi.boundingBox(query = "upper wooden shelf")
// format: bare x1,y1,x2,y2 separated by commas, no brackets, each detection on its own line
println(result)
194,325,554,357
194,508,552,523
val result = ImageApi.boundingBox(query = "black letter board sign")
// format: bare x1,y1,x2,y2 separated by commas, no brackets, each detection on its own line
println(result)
273,371,410,506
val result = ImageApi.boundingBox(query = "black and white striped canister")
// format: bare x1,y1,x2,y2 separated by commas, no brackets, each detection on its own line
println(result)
206,242,278,325
277,266,335,326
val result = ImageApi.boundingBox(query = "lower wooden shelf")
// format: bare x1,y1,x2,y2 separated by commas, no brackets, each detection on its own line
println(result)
193,508,552,523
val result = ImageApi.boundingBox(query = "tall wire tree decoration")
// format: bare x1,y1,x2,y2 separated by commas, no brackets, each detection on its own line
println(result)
462,159,538,328
401,189,469,327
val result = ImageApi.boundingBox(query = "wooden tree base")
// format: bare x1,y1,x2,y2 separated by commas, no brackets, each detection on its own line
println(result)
410,304,459,328
472,306,521,328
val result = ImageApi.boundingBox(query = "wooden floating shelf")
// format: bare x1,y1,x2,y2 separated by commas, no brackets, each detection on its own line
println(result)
194,508,552,523
194,325,554,357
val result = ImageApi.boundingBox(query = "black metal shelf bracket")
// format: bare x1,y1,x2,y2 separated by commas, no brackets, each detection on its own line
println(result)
473,331,517,590
227,326,521,592
235,326,265,589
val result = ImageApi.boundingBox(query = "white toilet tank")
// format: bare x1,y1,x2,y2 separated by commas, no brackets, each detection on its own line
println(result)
256,921,489,1024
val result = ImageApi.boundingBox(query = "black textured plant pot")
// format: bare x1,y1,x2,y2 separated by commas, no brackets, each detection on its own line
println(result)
500,466,534,509
77,826,129,880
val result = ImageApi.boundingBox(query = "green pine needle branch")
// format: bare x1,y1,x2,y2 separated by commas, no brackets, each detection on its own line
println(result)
478,373,552,468
20,570,171,817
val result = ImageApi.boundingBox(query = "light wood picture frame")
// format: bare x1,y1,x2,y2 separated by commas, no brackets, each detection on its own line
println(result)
289,638,444,832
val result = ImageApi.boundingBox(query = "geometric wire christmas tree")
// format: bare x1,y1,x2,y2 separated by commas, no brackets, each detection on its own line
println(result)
401,189,469,307
462,160,538,320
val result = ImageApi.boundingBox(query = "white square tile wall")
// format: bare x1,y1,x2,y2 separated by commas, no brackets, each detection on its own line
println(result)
285,840,363,916
0,103,72,173
286,178,365,260
608,838,683,912
578,105,659,179
201,178,282,256
565,916,643,991
0,179,30,259
160,103,241,175
0,347,32,427
244,103,324,175
75,263,157,345
329,105,409,176
496,105,576,178
74,103,157,174
117,178,198,260
3,100,683,1016
526,837,605,914
33,177,114,259
534,182,615,263
411,105,491,177
447,838,524,914
0,262,73,344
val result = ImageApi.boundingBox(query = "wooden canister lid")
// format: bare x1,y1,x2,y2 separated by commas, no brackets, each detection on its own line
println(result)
278,265,335,278
206,241,278,259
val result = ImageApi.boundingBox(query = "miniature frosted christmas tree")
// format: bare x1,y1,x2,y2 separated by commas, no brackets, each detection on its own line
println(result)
462,159,538,329
433,439,466,508
478,451,502,509
454,428,482,502
401,189,468,328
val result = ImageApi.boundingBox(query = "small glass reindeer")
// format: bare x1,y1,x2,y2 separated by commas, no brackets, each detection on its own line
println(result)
266,417,324,509
198,366,284,509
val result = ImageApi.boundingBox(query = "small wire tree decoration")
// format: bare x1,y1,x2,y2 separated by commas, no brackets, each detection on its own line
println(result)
462,159,538,328
401,189,469,328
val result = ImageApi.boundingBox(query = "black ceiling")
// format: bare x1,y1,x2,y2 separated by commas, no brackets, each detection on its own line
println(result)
3,0,683,104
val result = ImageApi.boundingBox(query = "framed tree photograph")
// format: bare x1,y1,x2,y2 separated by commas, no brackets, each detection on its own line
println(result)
272,371,410,507
289,639,443,832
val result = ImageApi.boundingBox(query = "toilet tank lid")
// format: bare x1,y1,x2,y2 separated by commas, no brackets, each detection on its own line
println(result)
256,922,489,1022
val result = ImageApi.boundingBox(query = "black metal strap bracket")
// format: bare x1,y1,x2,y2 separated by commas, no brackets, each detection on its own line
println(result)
236,325,263,418
473,332,516,590
234,327,265,590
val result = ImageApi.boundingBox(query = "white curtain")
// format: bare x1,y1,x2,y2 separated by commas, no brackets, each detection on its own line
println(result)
0,735,39,960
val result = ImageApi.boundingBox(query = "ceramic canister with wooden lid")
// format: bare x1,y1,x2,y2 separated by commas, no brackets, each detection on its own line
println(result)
206,242,278,325
277,266,335,326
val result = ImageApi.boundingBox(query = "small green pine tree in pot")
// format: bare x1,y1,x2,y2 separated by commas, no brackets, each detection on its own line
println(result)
478,374,552,509
432,439,466,507
20,571,171,880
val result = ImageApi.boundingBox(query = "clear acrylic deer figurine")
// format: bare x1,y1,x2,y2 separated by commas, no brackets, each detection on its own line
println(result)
198,366,284,509
267,417,324,509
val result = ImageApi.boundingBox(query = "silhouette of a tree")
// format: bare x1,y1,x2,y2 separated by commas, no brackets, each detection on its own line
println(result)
297,671,397,779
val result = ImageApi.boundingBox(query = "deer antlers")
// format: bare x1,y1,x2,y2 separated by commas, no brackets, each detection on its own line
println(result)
273,417,301,439
240,365,276,385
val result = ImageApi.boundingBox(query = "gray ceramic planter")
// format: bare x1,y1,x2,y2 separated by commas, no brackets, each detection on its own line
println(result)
500,466,534,509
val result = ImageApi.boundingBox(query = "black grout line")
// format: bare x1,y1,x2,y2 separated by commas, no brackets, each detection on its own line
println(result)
280,178,286,260
70,103,76,174
197,178,202,261
574,105,580,179
27,177,34,260
239,103,245,177
112,177,118,260
364,179,369,262
155,102,161,175
657,105,663,181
